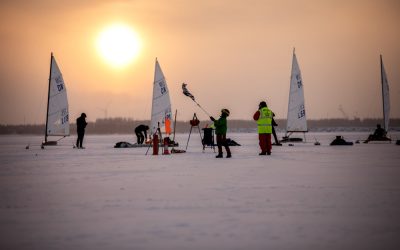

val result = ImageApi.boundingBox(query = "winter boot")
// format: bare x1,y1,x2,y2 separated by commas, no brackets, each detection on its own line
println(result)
215,154,223,158
226,153,232,158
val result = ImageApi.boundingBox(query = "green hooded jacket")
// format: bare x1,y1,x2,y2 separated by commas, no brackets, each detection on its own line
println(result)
213,115,227,135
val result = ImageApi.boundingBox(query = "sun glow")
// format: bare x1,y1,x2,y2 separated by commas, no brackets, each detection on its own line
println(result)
96,24,141,68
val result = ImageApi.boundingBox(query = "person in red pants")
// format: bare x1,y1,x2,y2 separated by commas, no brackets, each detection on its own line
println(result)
253,101,273,155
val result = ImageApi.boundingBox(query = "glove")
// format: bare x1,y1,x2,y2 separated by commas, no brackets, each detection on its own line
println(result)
210,116,215,121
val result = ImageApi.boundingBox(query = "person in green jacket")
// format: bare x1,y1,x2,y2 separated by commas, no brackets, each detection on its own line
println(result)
210,109,231,158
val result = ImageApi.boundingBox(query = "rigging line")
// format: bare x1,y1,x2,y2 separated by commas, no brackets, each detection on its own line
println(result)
55,136,67,142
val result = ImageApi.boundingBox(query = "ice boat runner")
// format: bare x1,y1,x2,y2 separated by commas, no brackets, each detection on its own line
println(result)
364,55,391,143
41,53,69,148
281,48,307,143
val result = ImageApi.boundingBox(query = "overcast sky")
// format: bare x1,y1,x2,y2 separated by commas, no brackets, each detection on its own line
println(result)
0,0,399,124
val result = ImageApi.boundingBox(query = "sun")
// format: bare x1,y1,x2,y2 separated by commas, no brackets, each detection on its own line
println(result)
96,24,141,68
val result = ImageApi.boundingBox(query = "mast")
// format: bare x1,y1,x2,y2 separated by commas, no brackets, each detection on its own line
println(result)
151,57,157,135
44,52,53,143
172,109,177,143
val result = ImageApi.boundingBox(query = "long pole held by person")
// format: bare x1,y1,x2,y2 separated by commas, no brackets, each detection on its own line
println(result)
182,83,212,117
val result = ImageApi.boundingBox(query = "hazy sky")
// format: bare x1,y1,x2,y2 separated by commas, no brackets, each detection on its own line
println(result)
0,0,399,124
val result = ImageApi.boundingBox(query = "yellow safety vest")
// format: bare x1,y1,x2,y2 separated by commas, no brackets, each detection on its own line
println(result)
257,107,272,134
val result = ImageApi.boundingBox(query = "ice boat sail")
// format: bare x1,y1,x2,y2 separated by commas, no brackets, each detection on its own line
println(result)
281,48,307,143
150,58,172,137
364,55,391,143
380,55,390,134
42,53,69,147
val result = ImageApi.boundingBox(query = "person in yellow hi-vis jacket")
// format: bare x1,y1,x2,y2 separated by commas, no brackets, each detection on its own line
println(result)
253,101,273,155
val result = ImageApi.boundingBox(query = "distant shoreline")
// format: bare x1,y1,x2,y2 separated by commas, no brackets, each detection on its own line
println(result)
1,118,399,135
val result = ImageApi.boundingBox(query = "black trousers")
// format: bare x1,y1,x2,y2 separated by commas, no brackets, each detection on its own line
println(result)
216,134,231,156
76,132,85,148
136,131,145,144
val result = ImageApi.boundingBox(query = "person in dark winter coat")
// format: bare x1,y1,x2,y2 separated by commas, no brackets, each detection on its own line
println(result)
76,113,87,148
365,124,389,143
210,109,231,158
135,124,149,144
371,124,386,139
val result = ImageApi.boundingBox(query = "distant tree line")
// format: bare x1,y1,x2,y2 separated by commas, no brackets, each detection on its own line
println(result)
1,117,399,135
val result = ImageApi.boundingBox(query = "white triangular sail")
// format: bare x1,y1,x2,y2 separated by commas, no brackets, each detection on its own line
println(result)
150,58,172,135
380,55,390,132
286,49,307,133
45,53,69,138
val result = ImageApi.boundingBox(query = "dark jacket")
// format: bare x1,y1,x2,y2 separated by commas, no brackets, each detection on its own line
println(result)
373,127,386,138
135,125,148,137
76,116,87,133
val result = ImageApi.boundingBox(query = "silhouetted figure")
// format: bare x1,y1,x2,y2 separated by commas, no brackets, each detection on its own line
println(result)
135,125,149,144
365,124,388,143
210,109,231,158
254,101,274,155
76,113,87,149
330,135,353,146
373,124,386,138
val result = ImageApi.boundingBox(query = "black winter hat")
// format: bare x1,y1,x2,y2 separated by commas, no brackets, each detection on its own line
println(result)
221,109,230,116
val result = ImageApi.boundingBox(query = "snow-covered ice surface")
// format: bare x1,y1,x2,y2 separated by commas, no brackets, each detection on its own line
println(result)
1,132,400,250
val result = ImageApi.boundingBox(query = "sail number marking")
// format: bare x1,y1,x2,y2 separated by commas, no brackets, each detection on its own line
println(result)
61,108,69,124
55,76,64,92
298,105,305,119
159,81,167,94
61,115,69,124
296,75,302,88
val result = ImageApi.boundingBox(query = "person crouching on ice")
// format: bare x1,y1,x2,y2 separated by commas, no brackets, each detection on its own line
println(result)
135,124,149,144
210,109,232,158
254,101,273,155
